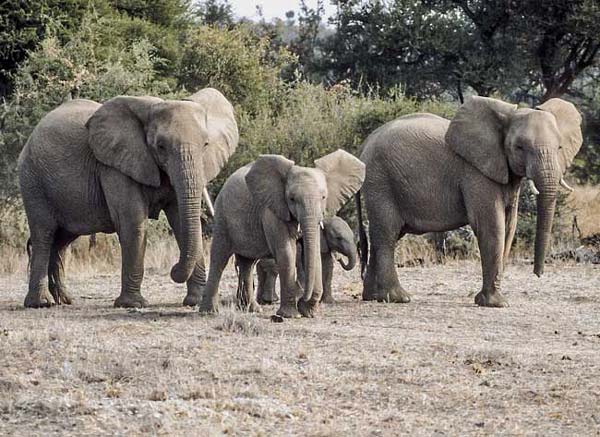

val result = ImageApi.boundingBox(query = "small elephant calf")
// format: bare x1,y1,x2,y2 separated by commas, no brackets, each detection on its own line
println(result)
201,149,365,318
255,216,357,305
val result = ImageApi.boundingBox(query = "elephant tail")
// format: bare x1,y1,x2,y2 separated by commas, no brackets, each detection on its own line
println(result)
356,190,368,279
26,238,32,273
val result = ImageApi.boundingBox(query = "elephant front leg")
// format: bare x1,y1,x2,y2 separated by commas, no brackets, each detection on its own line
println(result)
472,212,509,308
182,259,206,307
320,253,335,303
274,245,302,319
114,224,148,308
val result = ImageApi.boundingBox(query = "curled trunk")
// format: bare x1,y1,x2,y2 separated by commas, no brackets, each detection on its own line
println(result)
533,171,558,277
170,153,202,283
337,247,357,271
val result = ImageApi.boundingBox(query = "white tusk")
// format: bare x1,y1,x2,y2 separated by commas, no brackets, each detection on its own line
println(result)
319,220,324,230
559,178,574,192
202,187,215,217
527,179,540,195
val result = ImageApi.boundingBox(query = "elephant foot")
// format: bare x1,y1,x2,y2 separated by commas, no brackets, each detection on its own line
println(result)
257,296,276,305
362,290,378,301
114,293,148,308
50,287,73,305
199,296,219,314
237,300,262,313
475,291,509,308
298,299,318,318
379,286,411,304
276,304,301,319
24,290,56,308
183,291,202,307
320,294,336,304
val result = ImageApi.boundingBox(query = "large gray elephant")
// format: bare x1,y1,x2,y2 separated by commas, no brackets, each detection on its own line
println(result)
357,96,582,307
18,88,238,308
201,150,365,318
255,215,357,304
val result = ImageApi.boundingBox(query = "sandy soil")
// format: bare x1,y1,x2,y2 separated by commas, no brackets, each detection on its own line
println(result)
0,259,599,436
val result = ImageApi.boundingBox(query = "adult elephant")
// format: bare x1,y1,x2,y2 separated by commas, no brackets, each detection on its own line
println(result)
357,97,582,307
255,215,357,304
201,150,365,318
18,88,238,308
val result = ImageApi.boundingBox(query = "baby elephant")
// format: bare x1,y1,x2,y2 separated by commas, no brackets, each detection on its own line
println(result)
256,216,357,304
201,150,365,318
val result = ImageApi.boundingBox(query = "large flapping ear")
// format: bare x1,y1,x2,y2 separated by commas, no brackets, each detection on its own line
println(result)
245,155,295,221
86,96,163,187
535,98,583,174
185,88,239,184
314,149,366,215
445,96,517,185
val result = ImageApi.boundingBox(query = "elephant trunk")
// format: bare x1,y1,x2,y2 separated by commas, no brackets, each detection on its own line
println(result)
337,246,357,271
300,214,321,302
170,148,203,283
532,166,559,277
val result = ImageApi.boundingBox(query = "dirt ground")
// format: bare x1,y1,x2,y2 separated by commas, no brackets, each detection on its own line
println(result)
0,259,599,436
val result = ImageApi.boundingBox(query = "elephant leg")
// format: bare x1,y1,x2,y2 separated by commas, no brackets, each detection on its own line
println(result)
363,203,410,303
114,222,148,308
256,259,279,305
200,224,232,314
164,203,206,307
320,252,335,303
471,210,508,308
25,226,57,308
235,255,261,312
271,242,302,319
48,229,77,305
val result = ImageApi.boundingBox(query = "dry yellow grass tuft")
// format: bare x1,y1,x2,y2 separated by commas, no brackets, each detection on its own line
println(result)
566,184,600,238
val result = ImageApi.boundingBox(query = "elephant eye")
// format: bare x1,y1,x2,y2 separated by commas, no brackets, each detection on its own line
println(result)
204,140,209,148
290,196,295,202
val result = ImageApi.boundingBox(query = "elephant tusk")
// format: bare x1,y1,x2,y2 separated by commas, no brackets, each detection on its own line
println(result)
319,220,324,230
202,187,215,217
528,179,540,196
559,178,574,192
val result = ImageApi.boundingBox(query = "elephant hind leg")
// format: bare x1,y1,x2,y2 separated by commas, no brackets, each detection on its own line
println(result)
235,255,261,313
48,229,78,305
25,225,57,308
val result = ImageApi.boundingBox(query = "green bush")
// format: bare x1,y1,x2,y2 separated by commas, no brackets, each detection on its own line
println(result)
177,24,296,114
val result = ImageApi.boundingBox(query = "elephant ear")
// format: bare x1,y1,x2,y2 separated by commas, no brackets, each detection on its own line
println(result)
446,96,517,185
535,98,583,173
185,88,239,184
245,155,295,222
314,149,366,215
86,96,163,187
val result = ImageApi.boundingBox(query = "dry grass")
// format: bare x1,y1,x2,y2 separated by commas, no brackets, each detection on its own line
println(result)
566,184,600,238
1,257,599,435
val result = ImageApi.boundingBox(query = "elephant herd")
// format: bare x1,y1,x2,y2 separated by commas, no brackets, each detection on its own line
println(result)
17,88,583,318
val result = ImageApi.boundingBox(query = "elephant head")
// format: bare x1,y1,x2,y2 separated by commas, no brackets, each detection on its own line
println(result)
86,88,238,283
321,216,357,271
246,149,365,302
445,96,582,276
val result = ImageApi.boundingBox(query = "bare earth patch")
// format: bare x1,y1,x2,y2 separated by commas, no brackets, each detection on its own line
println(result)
0,260,599,435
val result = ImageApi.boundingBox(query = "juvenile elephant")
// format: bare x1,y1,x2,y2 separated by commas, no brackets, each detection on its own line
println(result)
18,88,238,308
357,97,582,307
255,216,357,304
201,150,365,318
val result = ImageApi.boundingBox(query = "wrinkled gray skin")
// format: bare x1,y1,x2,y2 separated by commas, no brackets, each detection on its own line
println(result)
256,216,357,304
201,150,365,318
358,97,582,307
18,88,238,308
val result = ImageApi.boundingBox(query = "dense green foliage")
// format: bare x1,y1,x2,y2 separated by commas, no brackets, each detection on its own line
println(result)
1,0,599,251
